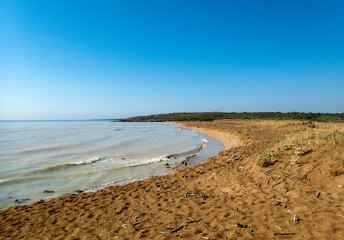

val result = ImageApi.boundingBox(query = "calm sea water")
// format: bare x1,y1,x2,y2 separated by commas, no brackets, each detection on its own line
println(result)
0,120,223,209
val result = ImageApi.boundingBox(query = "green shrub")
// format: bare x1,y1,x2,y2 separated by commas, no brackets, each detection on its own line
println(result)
302,121,316,128
257,150,274,167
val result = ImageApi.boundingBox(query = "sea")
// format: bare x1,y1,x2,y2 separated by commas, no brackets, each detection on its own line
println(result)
0,120,223,209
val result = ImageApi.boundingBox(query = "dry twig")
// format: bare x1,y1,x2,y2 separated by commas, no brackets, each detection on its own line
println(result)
274,232,295,236
170,219,187,233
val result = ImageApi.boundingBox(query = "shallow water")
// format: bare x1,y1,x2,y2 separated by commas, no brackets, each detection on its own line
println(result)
0,120,223,209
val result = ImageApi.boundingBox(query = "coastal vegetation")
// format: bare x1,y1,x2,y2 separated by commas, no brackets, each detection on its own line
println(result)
256,150,274,167
255,120,344,175
119,112,344,122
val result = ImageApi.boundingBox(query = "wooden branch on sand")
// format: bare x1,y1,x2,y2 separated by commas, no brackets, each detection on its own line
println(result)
177,191,208,199
274,232,295,236
169,219,201,233
273,182,281,187
170,219,187,233
274,224,282,231
131,220,147,226
286,220,291,227
186,219,201,224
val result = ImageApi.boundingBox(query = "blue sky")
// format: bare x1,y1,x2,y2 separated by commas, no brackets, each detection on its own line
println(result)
1,0,343,120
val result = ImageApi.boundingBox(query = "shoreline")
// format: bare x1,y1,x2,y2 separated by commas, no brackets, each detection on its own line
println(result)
179,124,240,150
1,120,343,239
82,128,225,194
0,122,228,210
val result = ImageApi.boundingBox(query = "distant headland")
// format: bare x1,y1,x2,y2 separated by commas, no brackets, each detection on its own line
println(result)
118,112,344,122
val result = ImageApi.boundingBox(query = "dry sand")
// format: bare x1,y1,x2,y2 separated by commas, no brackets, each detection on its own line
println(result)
1,120,343,239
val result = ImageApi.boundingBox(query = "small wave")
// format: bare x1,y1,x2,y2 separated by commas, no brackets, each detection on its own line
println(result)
32,157,104,173
160,139,208,162
72,157,104,165
202,138,209,148
29,140,209,175
175,127,187,131
81,140,209,193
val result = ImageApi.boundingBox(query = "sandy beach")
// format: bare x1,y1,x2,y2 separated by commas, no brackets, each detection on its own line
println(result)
1,120,343,239
182,126,240,150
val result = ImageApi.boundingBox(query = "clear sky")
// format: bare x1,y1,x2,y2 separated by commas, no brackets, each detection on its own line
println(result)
1,0,343,120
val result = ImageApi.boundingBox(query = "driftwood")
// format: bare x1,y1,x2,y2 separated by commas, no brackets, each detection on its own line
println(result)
177,191,208,199
166,219,201,233
169,219,201,234
292,215,301,223
170,219,187,233
273,182,281,187
236,223,248,228
274,224,282,231
269,198,284,206
170,225,184,233
287,210,301,223
187,219,201,224
286,220,291,227
131,220,146,226
274,232,295,236
300,174,308,181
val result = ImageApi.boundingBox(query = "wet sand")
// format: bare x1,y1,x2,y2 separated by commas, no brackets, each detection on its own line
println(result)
1,120,343,239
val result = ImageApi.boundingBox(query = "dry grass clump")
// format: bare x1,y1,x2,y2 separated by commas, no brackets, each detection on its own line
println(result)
277,135,293,151
294,140,313,156
323,129,344,176
256,121,344,176
250,120,300,128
